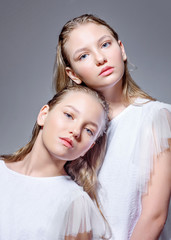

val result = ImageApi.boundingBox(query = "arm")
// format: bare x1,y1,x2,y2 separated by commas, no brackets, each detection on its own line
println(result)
65,232,92,240
131,143,171,240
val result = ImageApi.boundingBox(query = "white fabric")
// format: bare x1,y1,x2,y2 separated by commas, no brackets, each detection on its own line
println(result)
98,98,171,240
0,160,108,240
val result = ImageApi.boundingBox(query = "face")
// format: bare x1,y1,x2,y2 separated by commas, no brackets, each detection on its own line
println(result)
65,23,127,92
37,91,105,162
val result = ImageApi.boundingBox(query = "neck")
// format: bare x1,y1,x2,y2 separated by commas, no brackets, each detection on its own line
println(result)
7,133,67,177
21,150,66,177
100,79,129,120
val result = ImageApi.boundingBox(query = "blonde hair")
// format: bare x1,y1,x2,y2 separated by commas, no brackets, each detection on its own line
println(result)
1,85,108,189
1,85,110,238
53,13,155,103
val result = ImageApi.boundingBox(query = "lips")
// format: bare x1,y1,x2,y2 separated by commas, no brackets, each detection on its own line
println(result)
99,66,114,76
60,137,73,148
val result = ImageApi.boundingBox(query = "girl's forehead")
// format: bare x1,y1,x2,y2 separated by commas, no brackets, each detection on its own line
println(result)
60,91,98,104
53,91,103,114
65,23,114,53
52,91,105,123
70,22,111,36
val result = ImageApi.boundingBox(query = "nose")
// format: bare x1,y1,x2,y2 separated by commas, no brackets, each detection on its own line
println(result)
69,127,81,139
94,51,107,66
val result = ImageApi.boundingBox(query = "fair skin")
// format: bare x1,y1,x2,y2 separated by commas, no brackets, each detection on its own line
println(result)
65,22,127,119
64,22,171,239
131,145,171,240
6,91,105,178
5,91,105,240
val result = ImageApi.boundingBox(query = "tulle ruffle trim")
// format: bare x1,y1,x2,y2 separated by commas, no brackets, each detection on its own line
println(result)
133,102,171,194
59,192,111,239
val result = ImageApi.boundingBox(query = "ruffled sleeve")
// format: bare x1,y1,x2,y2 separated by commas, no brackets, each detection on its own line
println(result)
133,101,171,193
59,191,110,239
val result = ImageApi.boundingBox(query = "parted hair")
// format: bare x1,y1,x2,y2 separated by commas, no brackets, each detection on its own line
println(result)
1,85,109,202
53,13,155,103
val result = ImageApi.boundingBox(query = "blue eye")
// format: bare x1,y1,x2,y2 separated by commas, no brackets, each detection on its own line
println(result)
79,54,88,60
64,112,73,119
102,42,111,48
85,128,94,136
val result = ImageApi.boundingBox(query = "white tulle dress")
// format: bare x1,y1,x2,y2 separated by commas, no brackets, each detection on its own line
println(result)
0,160,109,240
98,98,171,240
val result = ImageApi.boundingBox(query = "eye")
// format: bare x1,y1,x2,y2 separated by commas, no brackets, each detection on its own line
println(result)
85,128,94,136
79,53,88,60
102,41,111,48
64,112,73,119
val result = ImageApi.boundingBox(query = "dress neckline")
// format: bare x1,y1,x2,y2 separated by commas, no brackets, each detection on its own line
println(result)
0,160,70,181
110,98,150,124
110,102,133,124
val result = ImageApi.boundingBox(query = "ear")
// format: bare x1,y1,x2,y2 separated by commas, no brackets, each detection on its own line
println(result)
37,105,49,126
118,40,127,61
65,67,82,84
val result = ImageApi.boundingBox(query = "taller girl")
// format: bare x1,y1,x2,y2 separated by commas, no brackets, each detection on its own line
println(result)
53,14,171,239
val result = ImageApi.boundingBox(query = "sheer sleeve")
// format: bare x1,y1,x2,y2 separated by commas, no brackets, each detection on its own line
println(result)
133,101,171,193
59,192,110,239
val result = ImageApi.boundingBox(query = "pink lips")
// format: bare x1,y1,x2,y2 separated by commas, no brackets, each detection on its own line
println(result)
99,66,114,76
60,137,73,148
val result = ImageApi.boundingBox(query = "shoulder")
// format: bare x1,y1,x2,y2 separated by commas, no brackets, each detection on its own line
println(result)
69,187,92,207
64,185,99,216
134,98,171,120
135,99,171,138
59,177,94,207
135,98,171,110
59,177,85,198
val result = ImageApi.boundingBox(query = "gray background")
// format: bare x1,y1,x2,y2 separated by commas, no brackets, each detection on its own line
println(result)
0,0,171,154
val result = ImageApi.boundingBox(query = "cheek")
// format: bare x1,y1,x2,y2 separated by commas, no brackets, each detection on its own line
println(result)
80,141,93,156
42,118,60,139
110,48,123,62
83,134,97,149
74,63,95,82
42,122,54,143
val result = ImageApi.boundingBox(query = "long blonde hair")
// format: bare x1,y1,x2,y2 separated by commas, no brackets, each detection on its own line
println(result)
53,14,155,103
1,85,108,196
1,85,110,238
0,85,108,194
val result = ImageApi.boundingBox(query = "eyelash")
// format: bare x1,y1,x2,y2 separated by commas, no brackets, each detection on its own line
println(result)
78,41,111,60
79,53,88,61
64,112,73,119
102,41,111,48
85,128,94,136
64,112,95,136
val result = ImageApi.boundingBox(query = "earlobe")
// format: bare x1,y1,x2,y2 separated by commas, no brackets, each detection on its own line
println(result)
37,105,49,126
65,67,82,84
118,40,127,61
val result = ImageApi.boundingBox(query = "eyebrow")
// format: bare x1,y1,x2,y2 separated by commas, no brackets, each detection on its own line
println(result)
65,105,80,113
73,47,88,59
65,105,99,129
73,35,113,59
97,35,113,45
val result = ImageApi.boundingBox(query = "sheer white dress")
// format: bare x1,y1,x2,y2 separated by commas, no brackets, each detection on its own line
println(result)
0,160,108,240
98,98,171,240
